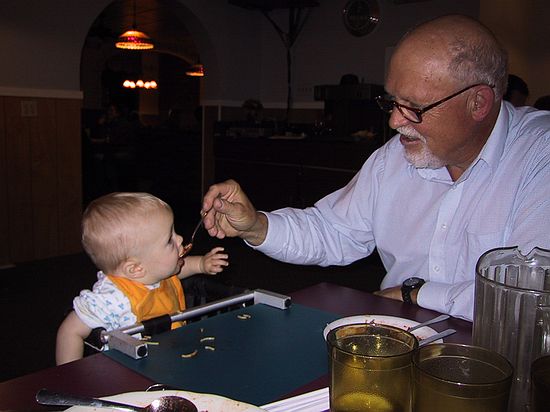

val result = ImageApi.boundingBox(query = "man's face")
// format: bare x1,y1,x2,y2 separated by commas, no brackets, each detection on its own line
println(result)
385,44,478,172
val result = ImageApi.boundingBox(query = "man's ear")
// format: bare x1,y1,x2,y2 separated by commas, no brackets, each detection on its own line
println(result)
121,259,145,279
470,85,495,121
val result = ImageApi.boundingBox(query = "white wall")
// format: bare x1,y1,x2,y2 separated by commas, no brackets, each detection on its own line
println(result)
480,0,550,105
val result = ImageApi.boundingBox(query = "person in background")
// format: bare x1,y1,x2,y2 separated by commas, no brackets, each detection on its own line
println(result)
200,15,550,321
503,74,529,107
534,95,550,111
56,192,228,365
242,99,264,124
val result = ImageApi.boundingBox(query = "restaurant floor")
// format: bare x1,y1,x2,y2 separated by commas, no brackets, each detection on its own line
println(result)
0,220,385,383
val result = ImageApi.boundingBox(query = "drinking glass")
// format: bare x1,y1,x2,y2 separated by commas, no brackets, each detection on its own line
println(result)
413,343,513,412
531,355,550,412
326,323,418,412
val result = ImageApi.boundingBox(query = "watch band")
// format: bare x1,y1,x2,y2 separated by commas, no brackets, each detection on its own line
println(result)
401,277,425,304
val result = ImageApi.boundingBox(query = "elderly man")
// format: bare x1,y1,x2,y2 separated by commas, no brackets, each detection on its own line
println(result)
201,15,550,321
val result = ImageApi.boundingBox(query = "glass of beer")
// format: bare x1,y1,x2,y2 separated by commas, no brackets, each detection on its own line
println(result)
326,323,418,412
413,343,513,412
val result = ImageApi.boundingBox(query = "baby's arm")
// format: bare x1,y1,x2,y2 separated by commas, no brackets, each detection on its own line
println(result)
55,311,92,365
178,247,229,278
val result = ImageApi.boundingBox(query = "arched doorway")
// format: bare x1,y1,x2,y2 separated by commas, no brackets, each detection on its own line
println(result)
80,0,204,219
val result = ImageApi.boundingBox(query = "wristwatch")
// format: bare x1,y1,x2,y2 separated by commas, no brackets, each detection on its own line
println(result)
401,277,425,304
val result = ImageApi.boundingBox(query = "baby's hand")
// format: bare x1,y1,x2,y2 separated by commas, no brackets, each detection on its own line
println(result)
200,247,229,275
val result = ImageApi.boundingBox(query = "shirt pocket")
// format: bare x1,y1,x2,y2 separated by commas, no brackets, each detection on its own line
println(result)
458,229,506,282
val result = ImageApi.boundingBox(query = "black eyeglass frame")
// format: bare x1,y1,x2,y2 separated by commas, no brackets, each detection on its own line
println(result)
375,83,494,123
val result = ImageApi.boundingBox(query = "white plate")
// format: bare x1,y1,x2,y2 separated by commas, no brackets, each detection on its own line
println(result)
66,390,265,411
323,315,443,343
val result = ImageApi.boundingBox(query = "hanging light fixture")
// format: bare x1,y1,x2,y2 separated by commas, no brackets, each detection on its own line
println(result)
185,62,205,77
116,0,154,50
122,79,158,89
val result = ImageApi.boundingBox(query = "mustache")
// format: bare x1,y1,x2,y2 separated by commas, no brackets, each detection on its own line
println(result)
397,126,426,142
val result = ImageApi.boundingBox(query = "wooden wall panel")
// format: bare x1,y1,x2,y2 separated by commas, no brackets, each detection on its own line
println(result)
5,97,34,262
56,99,82,255
0,97,9,266
0,95,82,264
32,98,59,258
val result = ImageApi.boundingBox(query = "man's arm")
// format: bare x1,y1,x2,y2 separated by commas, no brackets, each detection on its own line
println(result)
374,286,420,304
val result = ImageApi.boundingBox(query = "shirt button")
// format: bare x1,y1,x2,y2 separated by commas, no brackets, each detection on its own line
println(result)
434,266,440,272
441,223,447,230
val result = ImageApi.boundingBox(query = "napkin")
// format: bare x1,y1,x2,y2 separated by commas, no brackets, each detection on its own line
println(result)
261,387,329,412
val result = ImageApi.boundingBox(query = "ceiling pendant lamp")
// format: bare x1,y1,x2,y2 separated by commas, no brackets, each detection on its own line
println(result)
185,62,205,77
116,0,154,50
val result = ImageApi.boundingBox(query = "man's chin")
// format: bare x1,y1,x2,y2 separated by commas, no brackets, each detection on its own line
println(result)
404,150,445,169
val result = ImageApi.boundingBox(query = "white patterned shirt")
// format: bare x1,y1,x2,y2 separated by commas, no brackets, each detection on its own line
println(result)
74,271,160,331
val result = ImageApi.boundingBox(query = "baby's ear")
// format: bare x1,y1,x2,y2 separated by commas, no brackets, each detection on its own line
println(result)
122,259,145,279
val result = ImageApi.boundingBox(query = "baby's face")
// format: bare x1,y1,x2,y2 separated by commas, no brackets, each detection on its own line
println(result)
135,207,184,284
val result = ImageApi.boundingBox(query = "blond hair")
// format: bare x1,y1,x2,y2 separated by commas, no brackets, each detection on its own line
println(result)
82,192,172,272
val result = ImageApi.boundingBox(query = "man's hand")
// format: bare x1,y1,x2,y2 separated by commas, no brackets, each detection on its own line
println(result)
374,286,420,305
201,179,268,245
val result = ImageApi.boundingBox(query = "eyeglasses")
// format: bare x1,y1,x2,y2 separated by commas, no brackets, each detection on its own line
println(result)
375,83,493,123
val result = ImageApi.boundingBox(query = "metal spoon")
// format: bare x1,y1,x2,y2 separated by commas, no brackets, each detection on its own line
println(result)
408,314,450,332
180,212,207,257
36,388,198,412
418,328,456,346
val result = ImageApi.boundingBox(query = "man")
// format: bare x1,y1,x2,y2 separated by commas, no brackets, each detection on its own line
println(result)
201,15,550,321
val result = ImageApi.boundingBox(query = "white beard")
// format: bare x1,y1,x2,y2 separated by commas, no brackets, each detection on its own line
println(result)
397,126,445,169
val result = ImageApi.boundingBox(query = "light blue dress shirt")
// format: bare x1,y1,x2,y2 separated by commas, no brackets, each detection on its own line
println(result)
256,102,550,320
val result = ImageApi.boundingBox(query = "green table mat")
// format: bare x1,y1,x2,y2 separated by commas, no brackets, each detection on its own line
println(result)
105,303,340,405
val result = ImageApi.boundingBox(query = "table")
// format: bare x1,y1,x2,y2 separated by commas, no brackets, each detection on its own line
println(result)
0,283,471,411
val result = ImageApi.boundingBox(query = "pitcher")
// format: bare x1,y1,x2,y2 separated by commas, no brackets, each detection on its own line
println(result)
473,246,550,411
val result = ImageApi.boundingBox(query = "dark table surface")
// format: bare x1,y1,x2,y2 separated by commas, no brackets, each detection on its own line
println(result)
0,282,471,411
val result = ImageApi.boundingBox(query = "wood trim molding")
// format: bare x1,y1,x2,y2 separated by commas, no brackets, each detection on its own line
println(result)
0,87,83,99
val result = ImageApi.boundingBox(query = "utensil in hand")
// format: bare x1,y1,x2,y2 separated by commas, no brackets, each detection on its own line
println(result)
418,328,456,346
408,314,450,332
180,212,207,257
36,388,198,412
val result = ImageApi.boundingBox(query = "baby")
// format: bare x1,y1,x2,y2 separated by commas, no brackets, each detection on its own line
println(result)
55,192,228,365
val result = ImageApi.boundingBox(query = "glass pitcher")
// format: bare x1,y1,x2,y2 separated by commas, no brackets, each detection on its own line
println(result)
473,246,550,412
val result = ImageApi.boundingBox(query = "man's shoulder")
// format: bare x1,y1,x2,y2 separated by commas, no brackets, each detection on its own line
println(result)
509,106,550,140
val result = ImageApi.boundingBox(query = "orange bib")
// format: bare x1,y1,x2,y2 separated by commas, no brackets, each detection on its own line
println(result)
107,275,186,329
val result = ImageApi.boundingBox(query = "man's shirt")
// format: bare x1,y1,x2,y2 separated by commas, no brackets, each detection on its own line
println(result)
256,102,550,320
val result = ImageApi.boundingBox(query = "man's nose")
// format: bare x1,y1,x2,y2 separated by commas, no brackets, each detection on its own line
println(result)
388,108,411,130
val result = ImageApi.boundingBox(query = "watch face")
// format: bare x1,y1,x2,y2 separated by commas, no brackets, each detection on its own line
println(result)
404,277,423,287
342,0,380,37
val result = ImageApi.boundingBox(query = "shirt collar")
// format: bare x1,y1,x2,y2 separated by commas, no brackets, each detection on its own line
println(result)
476,101,509,172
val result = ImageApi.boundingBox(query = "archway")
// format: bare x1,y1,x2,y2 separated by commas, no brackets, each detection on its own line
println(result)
80,0,207,219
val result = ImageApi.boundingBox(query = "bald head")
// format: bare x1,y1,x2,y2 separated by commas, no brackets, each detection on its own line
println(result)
393,15,508,99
